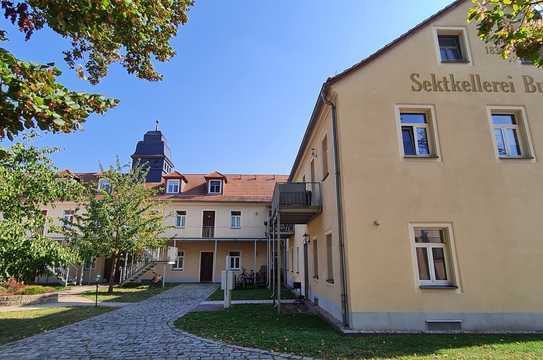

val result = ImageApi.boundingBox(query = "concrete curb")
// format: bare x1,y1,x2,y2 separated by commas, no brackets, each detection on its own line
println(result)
201,299,297,305
168,286,312,359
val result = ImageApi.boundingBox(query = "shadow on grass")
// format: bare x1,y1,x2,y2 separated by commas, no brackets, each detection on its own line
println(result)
207,287,296,301
81,284,177,303
0,306,113,346
175,304,543,359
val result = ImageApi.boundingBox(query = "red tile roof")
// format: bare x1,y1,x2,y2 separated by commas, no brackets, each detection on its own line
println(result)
73,172,287,203
163,171,188,183
160,174,286,203
204,171,228,183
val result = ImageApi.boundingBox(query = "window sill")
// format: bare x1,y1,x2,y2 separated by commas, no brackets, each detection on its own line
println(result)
419,284,458,290
172,269,184,272
404,155,439,159
499,156,535,160
440,59,469,64
326,279,335,285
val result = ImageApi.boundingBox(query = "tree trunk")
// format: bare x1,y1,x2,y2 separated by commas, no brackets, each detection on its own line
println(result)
107,255,118,294
79,261,84,285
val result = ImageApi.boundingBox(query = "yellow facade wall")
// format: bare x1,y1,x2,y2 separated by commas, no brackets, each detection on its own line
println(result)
292,1,543,331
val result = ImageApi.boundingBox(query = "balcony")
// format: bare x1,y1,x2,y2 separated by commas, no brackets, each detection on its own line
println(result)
202,226,215,238
271,182,322,224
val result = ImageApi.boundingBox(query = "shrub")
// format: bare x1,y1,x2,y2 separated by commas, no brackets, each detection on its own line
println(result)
3,277,25,294
15,285,55,295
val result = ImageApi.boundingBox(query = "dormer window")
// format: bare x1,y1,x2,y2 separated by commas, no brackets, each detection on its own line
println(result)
208,180,222,194
166,179,180,194
97,178,111,193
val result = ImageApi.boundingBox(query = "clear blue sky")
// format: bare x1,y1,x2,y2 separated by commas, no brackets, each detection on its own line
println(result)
4,0,455,174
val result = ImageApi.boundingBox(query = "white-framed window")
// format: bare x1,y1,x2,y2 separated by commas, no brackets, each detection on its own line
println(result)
488,108,534,160
172,250,184,270
229,251,241,270
97,178,111,193
296,246,300,273
326,234,334,283
175,210,186,229
208,180,222,194
321,134,329,180
434,27,471,64
166,179,180,194
410,225,456,287
63,209,75,226
290,246,294,272
312,239,319,279
395,105,440,159
492,114,522,157
230,211,241,229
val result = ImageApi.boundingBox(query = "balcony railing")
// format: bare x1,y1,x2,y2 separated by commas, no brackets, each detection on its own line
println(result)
280,223,294,234
202,226,215,238
271,182,322,224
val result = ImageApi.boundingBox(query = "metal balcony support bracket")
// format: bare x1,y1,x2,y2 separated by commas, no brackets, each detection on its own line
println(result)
276,211,281,314
271,217,275,300
271,182,322,225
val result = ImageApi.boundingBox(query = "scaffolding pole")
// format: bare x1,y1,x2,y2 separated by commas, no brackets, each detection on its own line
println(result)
276,212,281,314
271,216,276,301
266,217,271,289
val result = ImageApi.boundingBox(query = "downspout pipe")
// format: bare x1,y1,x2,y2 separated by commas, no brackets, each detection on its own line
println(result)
320,87,350,329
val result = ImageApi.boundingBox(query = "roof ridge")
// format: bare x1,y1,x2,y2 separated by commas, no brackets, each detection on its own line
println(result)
289,0,467,181
327,0,466,85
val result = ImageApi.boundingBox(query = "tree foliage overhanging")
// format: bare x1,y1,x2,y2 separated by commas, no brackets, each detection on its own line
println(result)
0,0,194,139
468,0,543,67
0,143,83,282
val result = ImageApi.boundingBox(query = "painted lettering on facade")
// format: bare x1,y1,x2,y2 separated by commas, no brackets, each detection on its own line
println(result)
410,73,543,94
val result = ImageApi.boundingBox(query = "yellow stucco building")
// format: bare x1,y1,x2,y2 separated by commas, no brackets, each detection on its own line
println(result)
282,0,543,332
39,0,543,333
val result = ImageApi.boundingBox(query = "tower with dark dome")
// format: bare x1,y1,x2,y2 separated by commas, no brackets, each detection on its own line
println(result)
131,126,174,183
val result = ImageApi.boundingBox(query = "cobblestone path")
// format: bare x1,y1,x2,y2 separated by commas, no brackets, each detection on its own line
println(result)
0,284,301,359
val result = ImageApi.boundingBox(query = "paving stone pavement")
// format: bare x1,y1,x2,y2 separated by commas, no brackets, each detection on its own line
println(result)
0,284,302,360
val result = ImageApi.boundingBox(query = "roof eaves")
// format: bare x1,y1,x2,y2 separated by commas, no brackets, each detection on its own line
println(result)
288,84,326,182
327,0,466,85
288,0,466,181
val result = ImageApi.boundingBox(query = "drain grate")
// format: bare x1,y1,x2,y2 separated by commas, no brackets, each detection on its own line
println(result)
426,320,463,332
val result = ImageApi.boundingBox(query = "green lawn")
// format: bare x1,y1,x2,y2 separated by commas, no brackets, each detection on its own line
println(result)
207,287,296,301
81,284,177,303
175,305,543,359
0,307,113,346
